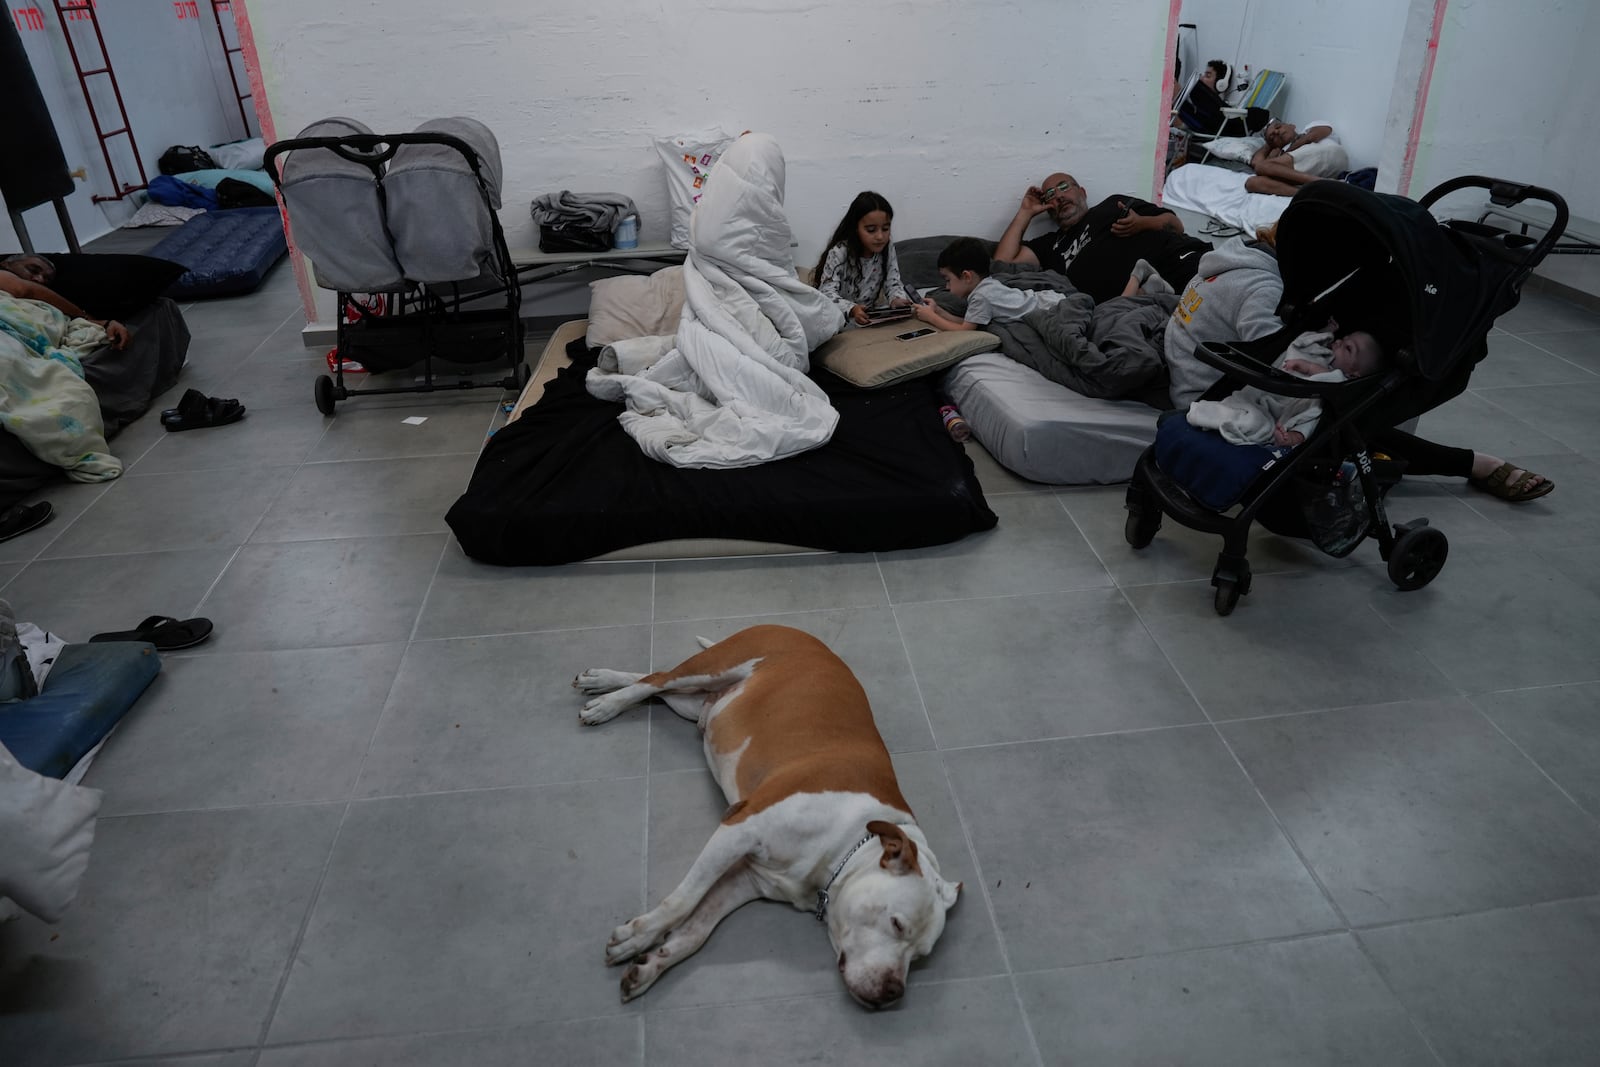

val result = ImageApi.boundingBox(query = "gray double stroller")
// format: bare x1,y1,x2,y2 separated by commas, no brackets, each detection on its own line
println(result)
264,117,526,415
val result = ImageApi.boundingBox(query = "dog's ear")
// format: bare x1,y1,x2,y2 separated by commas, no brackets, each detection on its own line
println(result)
868,820,921,876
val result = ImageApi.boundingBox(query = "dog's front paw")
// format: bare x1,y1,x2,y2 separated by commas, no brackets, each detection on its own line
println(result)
580,693,630,726
574,668,641,695
605,917,660,964
620,958,663,1002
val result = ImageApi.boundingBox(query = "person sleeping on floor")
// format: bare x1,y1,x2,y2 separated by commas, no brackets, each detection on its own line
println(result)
1245,120,1350,197
0,280,123,483
0,255,129,350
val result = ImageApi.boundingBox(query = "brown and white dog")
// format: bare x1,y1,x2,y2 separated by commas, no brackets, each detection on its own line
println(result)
574,624,960,1008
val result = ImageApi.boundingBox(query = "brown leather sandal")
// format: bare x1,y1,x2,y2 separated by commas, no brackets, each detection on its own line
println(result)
1470,461,1554,503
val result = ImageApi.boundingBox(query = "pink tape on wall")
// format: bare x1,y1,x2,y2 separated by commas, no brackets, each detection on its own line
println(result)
1399,0,1450,198
228,0,319,322
1153,0,1183,204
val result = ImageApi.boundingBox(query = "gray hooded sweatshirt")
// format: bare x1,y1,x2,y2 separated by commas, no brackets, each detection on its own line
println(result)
1163,237,1284,409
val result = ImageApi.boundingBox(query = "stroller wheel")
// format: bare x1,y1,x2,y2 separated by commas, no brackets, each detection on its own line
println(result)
1388,525,1449,591
1213,579,1243,616
1211,555,1251,616
1125,507,1162,550
314,374,337,416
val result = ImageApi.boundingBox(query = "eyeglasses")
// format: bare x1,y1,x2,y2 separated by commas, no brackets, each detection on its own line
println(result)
1039,179,1078,202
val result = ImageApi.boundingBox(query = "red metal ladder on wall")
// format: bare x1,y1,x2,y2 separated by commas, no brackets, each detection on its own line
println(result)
210,0,255,138
50,0,148,202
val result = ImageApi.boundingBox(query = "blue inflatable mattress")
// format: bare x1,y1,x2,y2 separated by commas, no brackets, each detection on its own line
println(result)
150,206,288,298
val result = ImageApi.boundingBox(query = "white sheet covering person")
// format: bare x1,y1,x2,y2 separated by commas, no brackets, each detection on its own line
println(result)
585,133,845,468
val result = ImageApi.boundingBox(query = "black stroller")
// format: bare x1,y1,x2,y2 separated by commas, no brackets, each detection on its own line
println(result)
1124,176,1568,615
263,117,527,415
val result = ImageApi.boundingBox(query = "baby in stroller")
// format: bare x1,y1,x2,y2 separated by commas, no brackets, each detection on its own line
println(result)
1185,325,1383,447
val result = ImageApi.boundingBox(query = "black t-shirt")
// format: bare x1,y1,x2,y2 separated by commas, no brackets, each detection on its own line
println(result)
1025,195,1208,304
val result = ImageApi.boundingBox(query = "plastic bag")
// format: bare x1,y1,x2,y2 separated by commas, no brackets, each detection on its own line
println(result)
653,126,734,249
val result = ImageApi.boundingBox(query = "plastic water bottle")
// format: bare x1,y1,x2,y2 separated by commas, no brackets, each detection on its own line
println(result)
940,405,972,443
614,214,639,250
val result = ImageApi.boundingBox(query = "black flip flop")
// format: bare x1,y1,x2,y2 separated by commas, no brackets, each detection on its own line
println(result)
161,389,246,433
89,615,214,651
0,501,52,543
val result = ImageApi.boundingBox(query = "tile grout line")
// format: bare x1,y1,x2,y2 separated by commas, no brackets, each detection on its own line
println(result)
251,625,425,1058
931,748,1045,1067
1187,710,1466,1063
1465,692,1600,827
887,532,1049,1067
638,561,657,1067
643,561,656,932
1202,588,1455,1065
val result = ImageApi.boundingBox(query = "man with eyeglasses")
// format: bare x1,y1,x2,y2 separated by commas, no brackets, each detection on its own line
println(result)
994,172,1211,304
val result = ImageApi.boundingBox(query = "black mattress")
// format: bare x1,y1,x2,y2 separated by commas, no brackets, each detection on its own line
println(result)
447,340,1000,565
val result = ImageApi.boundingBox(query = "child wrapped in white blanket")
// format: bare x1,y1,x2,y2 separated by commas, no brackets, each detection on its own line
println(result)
1186,329,1383,448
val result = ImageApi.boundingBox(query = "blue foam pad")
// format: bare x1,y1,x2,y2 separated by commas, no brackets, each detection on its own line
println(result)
150,207,288,298
0,642,161,778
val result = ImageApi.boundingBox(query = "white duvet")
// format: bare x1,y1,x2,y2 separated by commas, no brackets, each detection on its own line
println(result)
585,133,845,468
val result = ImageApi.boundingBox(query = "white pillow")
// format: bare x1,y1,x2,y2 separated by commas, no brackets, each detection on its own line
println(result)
585,266,687,348
1206,135,1265,163
0,739,101,924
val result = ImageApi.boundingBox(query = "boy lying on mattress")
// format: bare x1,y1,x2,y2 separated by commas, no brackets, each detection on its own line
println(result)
0,258,124,482
911,237,1177,409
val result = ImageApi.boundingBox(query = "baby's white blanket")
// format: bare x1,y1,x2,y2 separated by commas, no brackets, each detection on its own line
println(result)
585,133,845,468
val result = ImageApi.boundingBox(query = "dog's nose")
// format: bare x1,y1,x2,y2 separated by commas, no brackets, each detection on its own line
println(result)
879,976,905,1005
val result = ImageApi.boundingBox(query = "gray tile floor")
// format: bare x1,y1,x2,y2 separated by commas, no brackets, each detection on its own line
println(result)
3,260,1600,1067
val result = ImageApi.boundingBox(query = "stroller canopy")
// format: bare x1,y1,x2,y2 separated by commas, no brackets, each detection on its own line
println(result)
1273,182,1522,381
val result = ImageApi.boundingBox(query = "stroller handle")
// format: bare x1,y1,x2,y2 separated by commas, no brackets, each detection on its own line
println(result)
1418,175,1569,266
263,132,487,188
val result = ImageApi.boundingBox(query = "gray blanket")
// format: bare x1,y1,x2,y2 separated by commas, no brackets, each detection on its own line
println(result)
933,266,1175,408
529,191,638,233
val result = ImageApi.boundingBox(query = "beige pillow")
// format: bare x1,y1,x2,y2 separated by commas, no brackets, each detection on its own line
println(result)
814,326,1000,389
585,266,686,347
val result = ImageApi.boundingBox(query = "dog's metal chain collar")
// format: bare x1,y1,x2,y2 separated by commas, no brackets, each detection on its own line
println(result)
814,831,877,922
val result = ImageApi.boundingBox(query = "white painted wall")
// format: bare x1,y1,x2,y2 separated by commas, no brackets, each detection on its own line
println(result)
2,0,254,253
1407,0,1598,222
1177,0,1408,168
246,0,1174,279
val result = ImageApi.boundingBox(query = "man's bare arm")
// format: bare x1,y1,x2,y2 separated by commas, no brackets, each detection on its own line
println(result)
995,187,1046,266
0,272,89,318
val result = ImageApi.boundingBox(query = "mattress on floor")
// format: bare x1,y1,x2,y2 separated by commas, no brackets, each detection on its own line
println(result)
450,335,999,566
505,321,831,561
942,351,1159,485
149,207,288,298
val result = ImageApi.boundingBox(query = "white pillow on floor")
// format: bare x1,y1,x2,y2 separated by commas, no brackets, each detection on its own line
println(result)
0,739,101,924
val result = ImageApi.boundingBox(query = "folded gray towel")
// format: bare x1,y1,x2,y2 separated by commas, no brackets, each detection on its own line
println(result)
530,190,638,233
